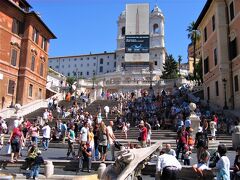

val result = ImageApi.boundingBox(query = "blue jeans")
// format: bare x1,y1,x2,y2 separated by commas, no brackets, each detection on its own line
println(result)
42,137,49,150
31,137,38,145
30,164,40,178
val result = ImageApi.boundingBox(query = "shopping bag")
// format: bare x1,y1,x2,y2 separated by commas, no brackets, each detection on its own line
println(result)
7,144,11,154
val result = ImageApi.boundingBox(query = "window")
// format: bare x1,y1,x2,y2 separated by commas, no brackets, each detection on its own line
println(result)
55,65,59,69
207,87,210,100
38,88,42,99
67,73,70,76
155,54,157,57
121,27,125,36
215,81,219,96
8,80,15,95
12,18,23,35
107,62,109,65
155,61,158,66
10,49,17,66
80,58,83,60
93,57,96,59
153,24,159,33
32,27,39,44
74,58,77,61
41,37,47,51
94,63,96,66
122,56,124,59
40,63,43,76
87,57,89,60
204,27,207,42
80,72,83,76
99,66,103,72
86,71,89,75
214,48,218,65
62,65,64,68
229,1,235,21
74,64,77,67
29,84,33,97
81,64,83,67
204,57,209,74
114,61,116,68
100,58,103,64
212,15,215,31
234,75,239,92
31,56,35,71
230,38,237,60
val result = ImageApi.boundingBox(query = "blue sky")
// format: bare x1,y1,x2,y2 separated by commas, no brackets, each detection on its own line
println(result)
28,0,206,63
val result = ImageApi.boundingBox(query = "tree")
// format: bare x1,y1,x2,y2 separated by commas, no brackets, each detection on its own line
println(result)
195,58,203,83
66,76,76,93
178,55,182,77
187,21,200,79
161,54,178,79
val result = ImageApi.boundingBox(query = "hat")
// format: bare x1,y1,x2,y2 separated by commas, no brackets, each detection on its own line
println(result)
198,126,203,132
139,120,144,126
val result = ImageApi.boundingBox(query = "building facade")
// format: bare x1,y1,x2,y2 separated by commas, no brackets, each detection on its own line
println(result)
0,0,56,108
48,52,117,79
49,4,166,79
116,4,166,72
194,0,240,109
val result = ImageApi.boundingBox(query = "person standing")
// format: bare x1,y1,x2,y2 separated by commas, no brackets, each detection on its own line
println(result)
42,122,51,151
29,122,40,145
216,144,230,180
88,126,95,160
139,120,147,148
79,142,92,173
8,125,23,163
78,122,89,157
107,121,116,161
67,125,76,159
104,105,109,120
98,121,107,161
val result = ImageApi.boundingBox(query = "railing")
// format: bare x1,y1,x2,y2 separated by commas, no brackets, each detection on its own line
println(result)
0,93,64,119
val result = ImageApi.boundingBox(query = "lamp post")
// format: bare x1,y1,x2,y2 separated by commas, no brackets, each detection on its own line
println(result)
222,78,228,110
10,82,16,108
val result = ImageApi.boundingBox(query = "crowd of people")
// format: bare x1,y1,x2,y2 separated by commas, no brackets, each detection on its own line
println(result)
0,86,240,179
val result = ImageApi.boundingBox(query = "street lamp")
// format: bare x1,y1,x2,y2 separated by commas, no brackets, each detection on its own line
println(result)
222,78,228,110
10,82,16,108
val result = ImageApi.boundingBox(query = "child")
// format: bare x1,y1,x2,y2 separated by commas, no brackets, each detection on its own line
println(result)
183,145,192,165
27,150,44,179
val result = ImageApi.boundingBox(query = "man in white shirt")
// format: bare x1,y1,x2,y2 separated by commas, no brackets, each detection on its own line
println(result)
156,151,182,180
104,105,110,120
78,122,89,158
42,122,51,150
107,121,116,161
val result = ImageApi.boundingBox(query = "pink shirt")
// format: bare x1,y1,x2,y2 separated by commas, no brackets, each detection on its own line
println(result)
30,126,39,137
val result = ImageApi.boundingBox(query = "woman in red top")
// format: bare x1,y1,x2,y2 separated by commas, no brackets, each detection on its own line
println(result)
8,125,23,163
139,120,147,148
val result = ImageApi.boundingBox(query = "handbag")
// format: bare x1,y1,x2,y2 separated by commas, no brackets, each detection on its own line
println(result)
7,144,11,154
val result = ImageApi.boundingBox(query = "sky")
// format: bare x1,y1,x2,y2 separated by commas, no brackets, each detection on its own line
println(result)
28,0,207,63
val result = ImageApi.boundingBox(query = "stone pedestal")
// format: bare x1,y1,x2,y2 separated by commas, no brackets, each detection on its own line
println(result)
98,163,106,179
232,124,240,149
189,103,200,139
44,161,54,178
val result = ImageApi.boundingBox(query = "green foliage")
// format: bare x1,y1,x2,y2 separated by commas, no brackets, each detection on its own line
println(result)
195,58,203,83
161,54,178,79
186,21,200,78
66,76,76,86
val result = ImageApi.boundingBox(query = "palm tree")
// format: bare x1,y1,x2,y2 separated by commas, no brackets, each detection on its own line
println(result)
187,21,200,78
178,55,182,77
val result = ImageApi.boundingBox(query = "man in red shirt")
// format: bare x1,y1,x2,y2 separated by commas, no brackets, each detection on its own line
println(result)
139,120,147,148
